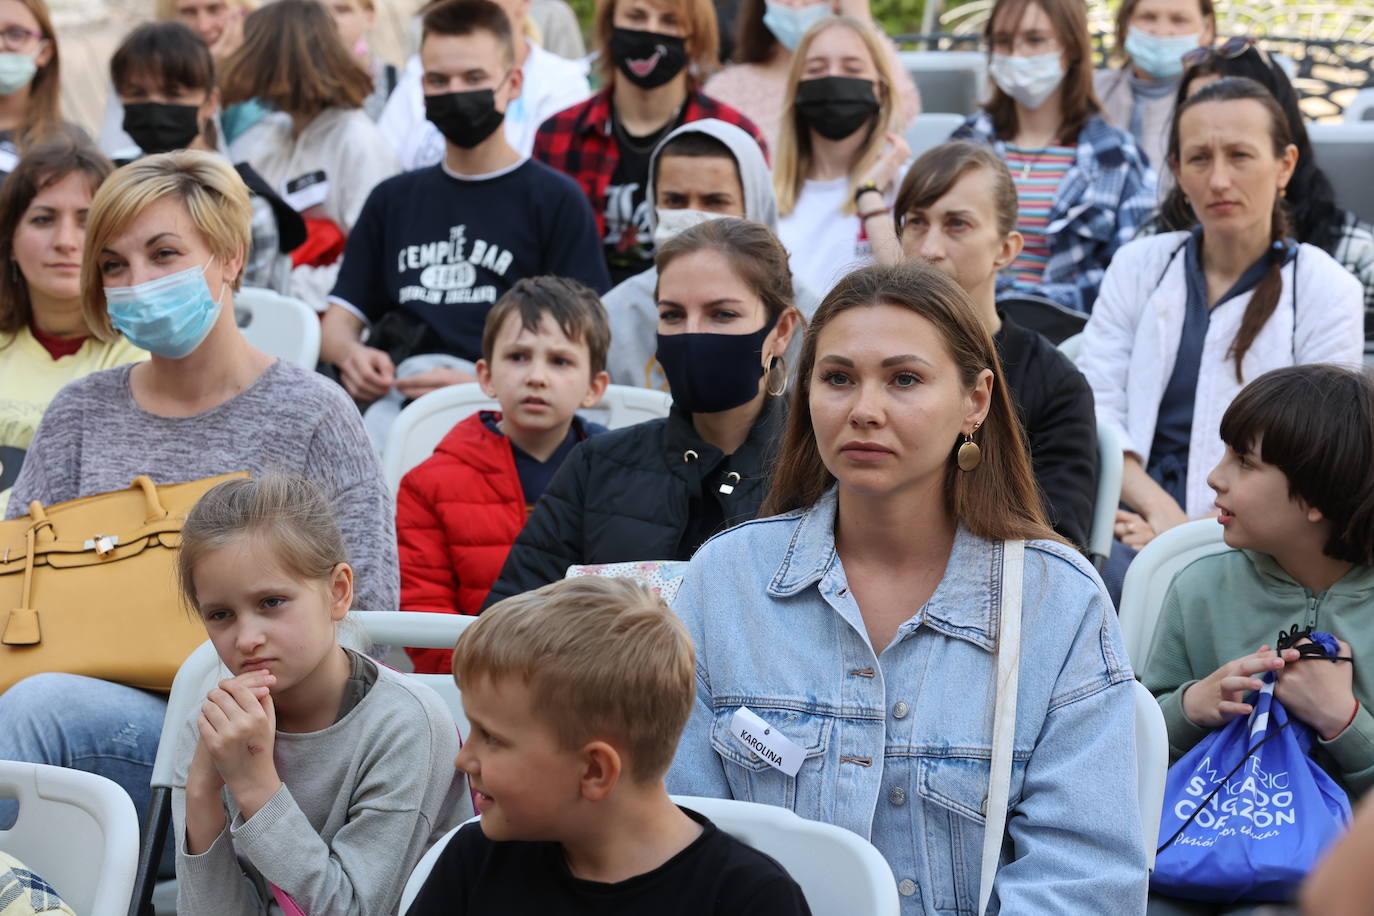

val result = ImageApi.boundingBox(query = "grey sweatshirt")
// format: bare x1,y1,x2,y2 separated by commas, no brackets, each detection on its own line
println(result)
171,653,468,915
6,359,398,613
602,118,822,388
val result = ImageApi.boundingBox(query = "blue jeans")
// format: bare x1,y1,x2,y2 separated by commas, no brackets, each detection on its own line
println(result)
0,673,165,832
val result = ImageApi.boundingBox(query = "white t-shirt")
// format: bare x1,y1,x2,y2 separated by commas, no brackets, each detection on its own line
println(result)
778,176,872,296
377,40,591,170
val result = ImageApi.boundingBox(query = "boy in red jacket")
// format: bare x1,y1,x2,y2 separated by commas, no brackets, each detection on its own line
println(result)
397,276,610,672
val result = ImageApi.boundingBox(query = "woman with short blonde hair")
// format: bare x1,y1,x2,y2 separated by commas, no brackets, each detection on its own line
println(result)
0,149,396,851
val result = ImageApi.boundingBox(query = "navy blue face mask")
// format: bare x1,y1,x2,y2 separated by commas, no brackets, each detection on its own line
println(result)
656,313,779,414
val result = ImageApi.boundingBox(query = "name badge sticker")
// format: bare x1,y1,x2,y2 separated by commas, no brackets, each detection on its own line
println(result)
282,169,329,213
731,706,804,777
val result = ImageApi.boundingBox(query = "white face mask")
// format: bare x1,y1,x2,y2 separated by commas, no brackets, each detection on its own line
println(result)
652,207,726,248
989,51,1066,110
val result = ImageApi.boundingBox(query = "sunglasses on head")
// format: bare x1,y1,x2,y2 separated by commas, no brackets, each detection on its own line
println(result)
1180,36,1269,70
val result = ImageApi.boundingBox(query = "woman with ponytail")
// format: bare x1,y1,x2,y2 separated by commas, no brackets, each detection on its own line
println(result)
1075,77,1361,588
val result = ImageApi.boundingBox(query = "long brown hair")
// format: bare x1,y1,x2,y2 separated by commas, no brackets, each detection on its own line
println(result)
983,0,1100,145
1167,77,1293,381
761,262,1055,544
0,128,112,342
218,0,372,117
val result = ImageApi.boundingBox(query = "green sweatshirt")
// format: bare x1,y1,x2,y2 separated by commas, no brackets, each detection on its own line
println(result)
1140,549,1374,799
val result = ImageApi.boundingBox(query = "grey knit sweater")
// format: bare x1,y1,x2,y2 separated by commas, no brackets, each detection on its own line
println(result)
6,360,398,613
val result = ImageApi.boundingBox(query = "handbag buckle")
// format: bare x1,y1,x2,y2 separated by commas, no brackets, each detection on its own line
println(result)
85,534,119,558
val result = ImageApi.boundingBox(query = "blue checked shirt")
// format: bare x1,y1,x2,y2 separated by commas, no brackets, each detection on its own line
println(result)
954,111,1158,313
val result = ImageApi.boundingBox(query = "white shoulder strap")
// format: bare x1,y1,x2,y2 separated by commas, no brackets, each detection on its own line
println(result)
979,539,1024,915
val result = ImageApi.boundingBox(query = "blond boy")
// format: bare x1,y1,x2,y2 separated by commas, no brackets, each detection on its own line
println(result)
404,577,811,915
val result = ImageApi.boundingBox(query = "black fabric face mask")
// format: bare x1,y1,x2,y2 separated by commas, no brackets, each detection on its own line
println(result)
794,76,880,141
122,102,202,154
655,313,779,414
425,89,506,149
610,27,688,90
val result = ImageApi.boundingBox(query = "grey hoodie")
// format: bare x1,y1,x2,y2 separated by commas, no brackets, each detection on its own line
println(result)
603,119,821,388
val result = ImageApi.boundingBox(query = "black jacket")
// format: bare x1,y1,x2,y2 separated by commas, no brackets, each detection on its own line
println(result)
483,397,785,607
995,313,1098,547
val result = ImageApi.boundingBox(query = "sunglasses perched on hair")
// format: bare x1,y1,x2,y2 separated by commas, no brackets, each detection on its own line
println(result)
1181,36,1271,70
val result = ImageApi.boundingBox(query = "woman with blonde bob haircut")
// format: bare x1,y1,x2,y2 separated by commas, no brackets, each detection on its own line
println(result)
668,261,1147,914
1,150,397,846
773,16,909,295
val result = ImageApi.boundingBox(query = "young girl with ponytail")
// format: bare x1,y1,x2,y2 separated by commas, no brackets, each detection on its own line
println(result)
1075,77,1362,583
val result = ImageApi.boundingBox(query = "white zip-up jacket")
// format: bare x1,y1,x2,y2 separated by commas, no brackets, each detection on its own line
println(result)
1077,230,1363,518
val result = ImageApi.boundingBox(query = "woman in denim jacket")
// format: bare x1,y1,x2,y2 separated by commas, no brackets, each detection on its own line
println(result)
667,262,1148,914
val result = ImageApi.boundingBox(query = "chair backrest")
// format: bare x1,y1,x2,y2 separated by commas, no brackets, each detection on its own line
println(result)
902,111,968,160
382,382,672,494
1118,518,1230,670
0,761,139,916
1308,122,1374,224
346,611,477,740
1001,294,1088,344
401,798,900,915
1088,422,1123,570
234,287,322,370
897,50,987,114
149,641,228,790
1346,88,1374,123
1057,332,1082,361
1133,680,1169,872
671,796,900,915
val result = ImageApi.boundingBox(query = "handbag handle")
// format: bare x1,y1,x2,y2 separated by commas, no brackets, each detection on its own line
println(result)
979,539,1024,915
22,477,168,539
132,476,168,523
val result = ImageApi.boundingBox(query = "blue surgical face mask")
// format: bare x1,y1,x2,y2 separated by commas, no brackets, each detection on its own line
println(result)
761,0,832,52
104,258,225,359
0,52,36,96
1124,27,1202,81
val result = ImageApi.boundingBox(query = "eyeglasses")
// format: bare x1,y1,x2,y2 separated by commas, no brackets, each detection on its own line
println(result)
1180,36,1270,71
0,27,44,52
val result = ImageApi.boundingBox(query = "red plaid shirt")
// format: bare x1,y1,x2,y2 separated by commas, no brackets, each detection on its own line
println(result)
533,88,769,238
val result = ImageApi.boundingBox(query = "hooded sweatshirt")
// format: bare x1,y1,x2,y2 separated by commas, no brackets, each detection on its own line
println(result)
1141,548,1374,798
602,119,822,388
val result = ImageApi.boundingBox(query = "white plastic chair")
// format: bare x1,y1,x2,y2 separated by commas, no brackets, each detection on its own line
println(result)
1118,518,1229,671
1308,122,1374,224
400,796,900,916
897,50,987,115
234,286,322,370
1133,680,1169,872
903,112,968,160
382,382,673,494
1057,332,1082,361
1089,422,1123,572
1346,88,1374,124
128,611,477,916
0,761,139,916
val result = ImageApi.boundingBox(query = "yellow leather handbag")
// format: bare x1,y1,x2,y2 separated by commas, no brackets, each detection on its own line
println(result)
0,472,249,694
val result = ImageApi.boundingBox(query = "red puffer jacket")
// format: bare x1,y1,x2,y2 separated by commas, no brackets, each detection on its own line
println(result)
397,412,527,674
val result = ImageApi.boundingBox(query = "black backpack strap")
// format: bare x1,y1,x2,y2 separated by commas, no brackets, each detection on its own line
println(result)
234,161,308,253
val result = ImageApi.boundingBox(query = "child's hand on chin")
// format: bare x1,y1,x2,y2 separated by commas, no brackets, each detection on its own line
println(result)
199,671,283,818
1274,637,1359,740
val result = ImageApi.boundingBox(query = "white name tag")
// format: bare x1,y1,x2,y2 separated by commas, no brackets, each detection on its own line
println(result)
731,706,804,777
282,169,329,213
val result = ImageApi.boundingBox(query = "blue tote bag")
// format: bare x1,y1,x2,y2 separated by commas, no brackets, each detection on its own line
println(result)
1151,670,1352,902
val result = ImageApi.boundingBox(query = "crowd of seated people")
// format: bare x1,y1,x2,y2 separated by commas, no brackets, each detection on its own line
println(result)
1,0,1373,911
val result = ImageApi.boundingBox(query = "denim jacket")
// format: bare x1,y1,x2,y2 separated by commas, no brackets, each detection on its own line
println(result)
666,490,1147,914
